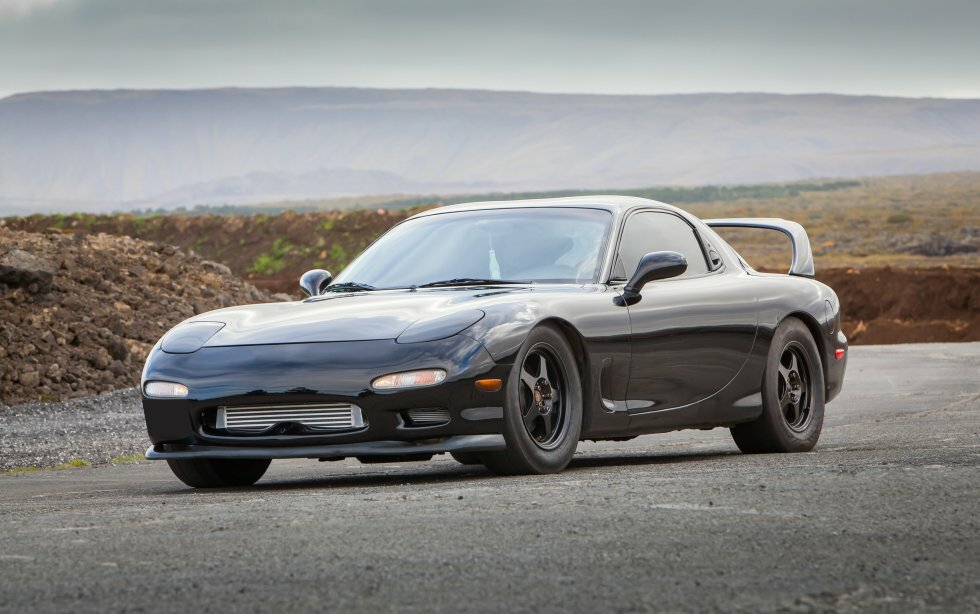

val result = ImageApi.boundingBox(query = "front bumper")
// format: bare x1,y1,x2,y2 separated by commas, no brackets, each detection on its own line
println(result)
141,336,510,459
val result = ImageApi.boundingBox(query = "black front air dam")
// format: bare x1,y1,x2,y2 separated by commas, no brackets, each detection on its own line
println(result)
146,434,506,460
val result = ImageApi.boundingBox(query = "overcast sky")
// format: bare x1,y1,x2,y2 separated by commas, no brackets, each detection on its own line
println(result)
1,0,978,99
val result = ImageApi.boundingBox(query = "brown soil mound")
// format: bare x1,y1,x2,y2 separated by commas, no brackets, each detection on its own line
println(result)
0,230,271,406
817,267,980,345
0,210,415,294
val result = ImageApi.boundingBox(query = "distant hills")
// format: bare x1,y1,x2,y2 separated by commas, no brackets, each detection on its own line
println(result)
1,87,979,214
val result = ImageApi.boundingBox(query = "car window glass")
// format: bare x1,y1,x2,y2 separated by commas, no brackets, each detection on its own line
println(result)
617,212,709,279
334,207,611,288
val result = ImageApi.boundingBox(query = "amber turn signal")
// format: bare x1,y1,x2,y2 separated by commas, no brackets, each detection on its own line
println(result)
474,379,502,392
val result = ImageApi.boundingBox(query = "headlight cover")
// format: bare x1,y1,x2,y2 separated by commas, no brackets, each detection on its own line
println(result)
396,310,485,344
160,321,225,354
372,369,447,390
144,381,189,398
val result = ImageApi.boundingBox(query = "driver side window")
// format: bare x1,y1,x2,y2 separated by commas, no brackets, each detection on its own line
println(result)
615,211,710,280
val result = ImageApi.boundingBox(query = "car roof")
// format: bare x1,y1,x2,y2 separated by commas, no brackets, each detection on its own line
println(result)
409,195,691,221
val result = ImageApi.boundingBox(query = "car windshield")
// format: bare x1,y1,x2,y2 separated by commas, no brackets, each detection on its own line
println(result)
332,207,611,289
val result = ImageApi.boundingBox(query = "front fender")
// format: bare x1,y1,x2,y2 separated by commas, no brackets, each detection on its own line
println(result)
461,301,545,363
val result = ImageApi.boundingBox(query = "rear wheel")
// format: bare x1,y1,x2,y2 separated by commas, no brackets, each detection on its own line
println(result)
731,317,825,453
166,458,270,488
481,325,582,475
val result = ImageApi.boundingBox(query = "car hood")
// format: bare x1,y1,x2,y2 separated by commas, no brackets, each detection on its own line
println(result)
190,287,534,347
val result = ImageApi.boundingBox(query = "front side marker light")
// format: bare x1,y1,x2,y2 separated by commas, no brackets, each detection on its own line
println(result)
372,369,447,390
475,379,502,392
144,381,189,398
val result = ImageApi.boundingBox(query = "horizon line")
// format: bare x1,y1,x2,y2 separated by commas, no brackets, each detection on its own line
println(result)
3,84,979,103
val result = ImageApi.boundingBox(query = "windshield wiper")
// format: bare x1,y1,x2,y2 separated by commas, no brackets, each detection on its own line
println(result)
325,281,377,292
417,278,532,288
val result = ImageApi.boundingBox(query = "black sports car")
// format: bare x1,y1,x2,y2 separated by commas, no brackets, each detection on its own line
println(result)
142,196,847,487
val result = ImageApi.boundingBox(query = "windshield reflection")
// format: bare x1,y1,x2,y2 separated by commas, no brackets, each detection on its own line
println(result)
332,207,611,289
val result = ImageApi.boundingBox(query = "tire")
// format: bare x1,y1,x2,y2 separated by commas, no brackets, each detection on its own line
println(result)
166,458,271,488
731,317,825,453
450,451,484,465
481,324,583,475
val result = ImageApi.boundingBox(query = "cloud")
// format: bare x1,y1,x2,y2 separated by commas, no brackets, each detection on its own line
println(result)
0,0,68,18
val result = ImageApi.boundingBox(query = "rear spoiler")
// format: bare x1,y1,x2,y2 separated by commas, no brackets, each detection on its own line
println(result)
704,218,814,277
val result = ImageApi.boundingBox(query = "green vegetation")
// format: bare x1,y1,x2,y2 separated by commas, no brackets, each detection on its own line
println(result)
1,458,90,476
129,179,862,217
248,237,296,275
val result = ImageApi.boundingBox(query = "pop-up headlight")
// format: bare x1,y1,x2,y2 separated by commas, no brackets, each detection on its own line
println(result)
160,321,225,354
396,310,484,344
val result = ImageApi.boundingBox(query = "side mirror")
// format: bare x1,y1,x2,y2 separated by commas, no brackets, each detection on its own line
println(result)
299,269,332,297
623,251,687,300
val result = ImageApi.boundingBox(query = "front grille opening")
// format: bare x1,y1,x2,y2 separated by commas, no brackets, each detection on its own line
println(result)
215,403,366,434
402,408,451,428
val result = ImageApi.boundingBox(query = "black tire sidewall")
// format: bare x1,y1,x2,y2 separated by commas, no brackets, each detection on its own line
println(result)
167,458,270,488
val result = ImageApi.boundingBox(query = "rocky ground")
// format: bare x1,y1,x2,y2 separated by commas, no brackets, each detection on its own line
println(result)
0,229,279,406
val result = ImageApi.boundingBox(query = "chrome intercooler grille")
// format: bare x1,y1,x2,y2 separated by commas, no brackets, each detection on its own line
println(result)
216,403,365,433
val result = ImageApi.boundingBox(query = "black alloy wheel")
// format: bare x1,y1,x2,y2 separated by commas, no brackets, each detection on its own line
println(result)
777,342,814,432
481,324,583,475
517,346,570,450
730,317,825,453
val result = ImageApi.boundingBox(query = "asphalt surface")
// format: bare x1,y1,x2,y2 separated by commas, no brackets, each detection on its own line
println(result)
1,343,978,613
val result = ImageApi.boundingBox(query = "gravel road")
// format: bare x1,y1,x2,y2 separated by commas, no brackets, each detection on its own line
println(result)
0,388,145,470
1,343,978,612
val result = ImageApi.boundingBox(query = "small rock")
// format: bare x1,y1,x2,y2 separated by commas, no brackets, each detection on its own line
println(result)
201,260,232,276
107,337,129,361
108,360,127,376
19,371,40,388
0,250,56,291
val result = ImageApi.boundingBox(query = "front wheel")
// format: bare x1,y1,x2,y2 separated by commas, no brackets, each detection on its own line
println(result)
481,324,583,475
731,317,825,453
166,458,271,488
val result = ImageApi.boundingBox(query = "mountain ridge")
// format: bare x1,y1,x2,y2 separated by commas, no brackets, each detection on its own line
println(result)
2,86,979,214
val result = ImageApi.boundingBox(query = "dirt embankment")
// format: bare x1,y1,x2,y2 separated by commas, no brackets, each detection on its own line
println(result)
2,212,978,352
0,230,272,406
818,267,980,345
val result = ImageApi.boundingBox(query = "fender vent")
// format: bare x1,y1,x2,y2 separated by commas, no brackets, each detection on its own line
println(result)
404,408,451,427
217,403,365,433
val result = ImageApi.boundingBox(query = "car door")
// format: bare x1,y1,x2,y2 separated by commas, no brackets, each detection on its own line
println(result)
616,210,758,415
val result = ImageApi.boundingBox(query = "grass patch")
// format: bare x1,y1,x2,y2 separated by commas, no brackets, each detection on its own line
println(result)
1,458,90,476
248,237,295,275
